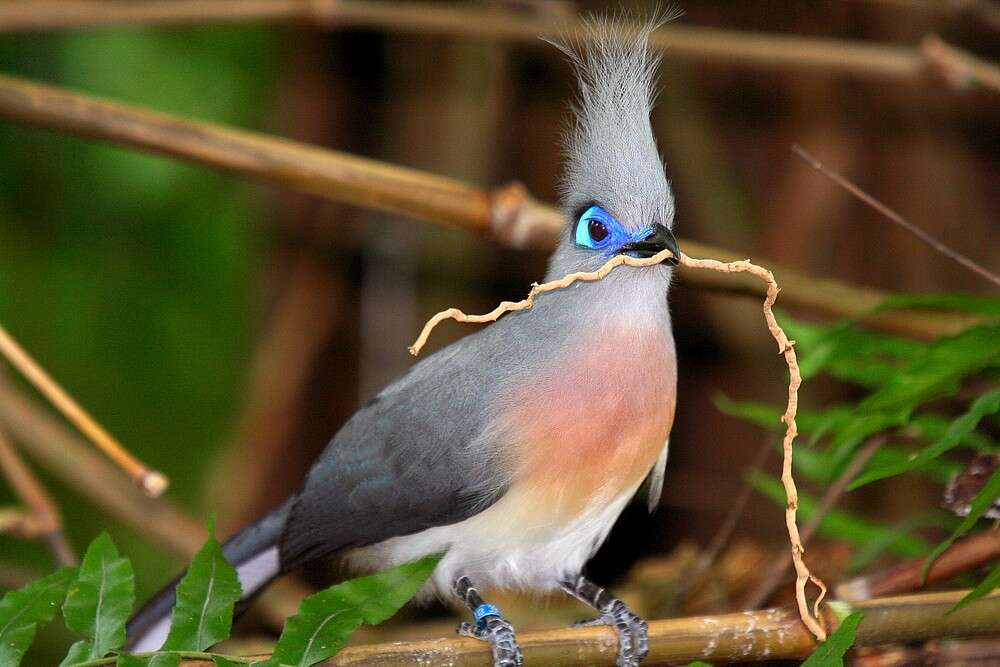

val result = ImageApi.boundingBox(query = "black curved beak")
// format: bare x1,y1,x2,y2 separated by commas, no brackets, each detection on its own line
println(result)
619,225,680,264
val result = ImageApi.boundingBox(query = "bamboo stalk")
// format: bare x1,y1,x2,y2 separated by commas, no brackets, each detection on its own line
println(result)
1,1,998,92
172,590,1000,665
0,72,981,340
0,382,203,558
0,323,168,496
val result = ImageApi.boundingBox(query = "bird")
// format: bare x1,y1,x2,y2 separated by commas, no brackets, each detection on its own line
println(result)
128,17,680,667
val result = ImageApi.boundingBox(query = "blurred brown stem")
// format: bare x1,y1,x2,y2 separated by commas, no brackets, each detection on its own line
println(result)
0,72,980,341
0,423,75,565
743,435,886,610
0,2,998,92
837,528,1000,600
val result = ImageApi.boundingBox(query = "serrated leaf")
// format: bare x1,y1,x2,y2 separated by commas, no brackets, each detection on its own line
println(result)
0,566,77,666
951,562,1000,613
801,612,863,667
851,387,1000,489
264,554,440,667
116,653,182,667
60,533,135,665
921,466,1000,581
161,520,242,651
748,473,927,557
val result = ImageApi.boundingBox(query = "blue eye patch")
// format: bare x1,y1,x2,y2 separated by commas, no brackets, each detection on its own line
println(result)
574,205,651,255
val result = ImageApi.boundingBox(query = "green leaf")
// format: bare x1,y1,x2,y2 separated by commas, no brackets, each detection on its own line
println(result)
781,315,925,387
827,326,1000,466
876,294,1000,317
60,533,135,665
749,473,928,557
951,562,1000,613
0,566,77,666
116,653,182,667
860,326,1000,414
264,554,440,667
921,466,1000,581
851,387,1000,489
161,518,242,651
683,662,713,667
212,656,246,667
801,612,863,667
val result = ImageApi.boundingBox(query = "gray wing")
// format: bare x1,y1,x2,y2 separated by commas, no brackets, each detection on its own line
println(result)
277,325,515,570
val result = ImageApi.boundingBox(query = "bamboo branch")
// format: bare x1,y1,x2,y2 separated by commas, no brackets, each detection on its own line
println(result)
1,1,998,92
0,72,980,340
172,590,1000,666
0,322,168,496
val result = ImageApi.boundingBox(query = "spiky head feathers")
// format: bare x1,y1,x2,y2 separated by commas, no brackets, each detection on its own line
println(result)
551,18,676,237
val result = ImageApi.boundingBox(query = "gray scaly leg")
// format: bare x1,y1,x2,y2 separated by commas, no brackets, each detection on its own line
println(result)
453,576,523,667
561,575,649,667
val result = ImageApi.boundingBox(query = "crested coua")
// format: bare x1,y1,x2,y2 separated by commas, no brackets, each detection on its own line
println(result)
129,18,680,667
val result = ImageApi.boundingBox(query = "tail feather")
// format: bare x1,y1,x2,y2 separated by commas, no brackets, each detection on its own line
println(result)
127,498,293,652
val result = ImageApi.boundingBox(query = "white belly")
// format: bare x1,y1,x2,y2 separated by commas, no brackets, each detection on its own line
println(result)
346,480,643,598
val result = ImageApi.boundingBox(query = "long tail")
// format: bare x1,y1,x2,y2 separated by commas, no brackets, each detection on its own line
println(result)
127,498,293,652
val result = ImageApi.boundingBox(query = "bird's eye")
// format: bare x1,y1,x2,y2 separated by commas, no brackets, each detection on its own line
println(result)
588,219,609,242
574,205,619,251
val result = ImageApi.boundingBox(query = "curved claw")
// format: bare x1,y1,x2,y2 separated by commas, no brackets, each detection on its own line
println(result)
577,600,649,667
457,616,524,667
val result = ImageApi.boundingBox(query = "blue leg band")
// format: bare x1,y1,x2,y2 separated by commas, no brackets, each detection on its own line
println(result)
474,603,501,627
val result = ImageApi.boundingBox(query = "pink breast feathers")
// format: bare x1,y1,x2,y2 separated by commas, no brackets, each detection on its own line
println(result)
503,327,677,519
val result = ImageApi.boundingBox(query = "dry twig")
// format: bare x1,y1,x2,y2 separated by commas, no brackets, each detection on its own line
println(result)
837,528,1000,600
792,145,1000,288
410,248,828,640
0,72,981,339
0,322,168,496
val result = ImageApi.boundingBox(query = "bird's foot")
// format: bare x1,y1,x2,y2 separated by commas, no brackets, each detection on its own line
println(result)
453,576,523,667
457,613,524,667
575,599,648,667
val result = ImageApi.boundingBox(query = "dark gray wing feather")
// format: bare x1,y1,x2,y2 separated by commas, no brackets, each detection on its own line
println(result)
278,329,511,570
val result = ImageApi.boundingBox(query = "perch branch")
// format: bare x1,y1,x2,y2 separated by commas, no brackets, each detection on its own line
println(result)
410,249,828,640
0,322,168,496
175,589,1000,666
1,2,999,92
0,71,979,340
792,145,1000,288
0,423,75,565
